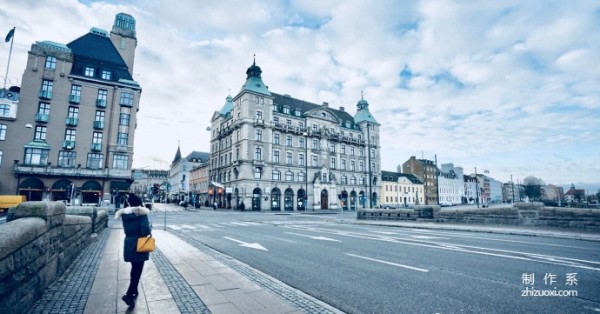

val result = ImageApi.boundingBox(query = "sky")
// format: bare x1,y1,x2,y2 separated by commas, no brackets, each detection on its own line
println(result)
1,0,599,190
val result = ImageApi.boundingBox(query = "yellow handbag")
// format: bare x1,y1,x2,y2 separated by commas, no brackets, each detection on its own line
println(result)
136,235,155,253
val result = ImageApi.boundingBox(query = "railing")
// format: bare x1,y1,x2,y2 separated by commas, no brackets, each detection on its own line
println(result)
65,117,78,127
35,113,49,123
90,143,102,152
96,99,107,108
63,140,76,149
69,95,80,104
93,121,104,129
38,90,52,100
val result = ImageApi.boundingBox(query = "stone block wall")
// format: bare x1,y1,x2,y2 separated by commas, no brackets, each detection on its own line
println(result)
0,201,107,314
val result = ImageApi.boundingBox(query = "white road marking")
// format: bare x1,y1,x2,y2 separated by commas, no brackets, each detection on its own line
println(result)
168,225,183,230
285,232,341,242
265,235,297,243
180,224,196,229
224,236,268,251
194,224,211,229
345,253,429,272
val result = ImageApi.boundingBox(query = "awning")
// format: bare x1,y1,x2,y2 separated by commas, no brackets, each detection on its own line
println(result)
23,139,50,149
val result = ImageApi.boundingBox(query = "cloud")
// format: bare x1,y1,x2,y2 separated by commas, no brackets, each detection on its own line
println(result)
1,0,599,185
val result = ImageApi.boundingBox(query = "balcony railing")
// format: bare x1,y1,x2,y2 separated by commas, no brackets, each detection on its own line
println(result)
63,140,76,149
96,99,107,108
13,165,133,180
35,113,49,123
65,117,78,127
90,143,102,152
93,120,104,129
69,94,81,104
39,90,52,100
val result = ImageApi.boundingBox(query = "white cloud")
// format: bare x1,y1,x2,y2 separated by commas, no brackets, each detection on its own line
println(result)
0,0,598,185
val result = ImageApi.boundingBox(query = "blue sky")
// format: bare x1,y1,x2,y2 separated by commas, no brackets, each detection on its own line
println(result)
1,0,599,190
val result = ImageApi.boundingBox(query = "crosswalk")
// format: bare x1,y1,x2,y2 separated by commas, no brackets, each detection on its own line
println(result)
166,220,330,232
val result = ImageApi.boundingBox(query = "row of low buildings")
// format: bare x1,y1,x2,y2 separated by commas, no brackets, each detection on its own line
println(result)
0,14,590,211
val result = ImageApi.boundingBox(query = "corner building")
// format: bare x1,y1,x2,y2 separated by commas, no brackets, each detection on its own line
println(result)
0,13,141,205
209,61,381,211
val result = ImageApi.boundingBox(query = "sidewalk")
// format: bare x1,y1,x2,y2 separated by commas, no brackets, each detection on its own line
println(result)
31,217,342,314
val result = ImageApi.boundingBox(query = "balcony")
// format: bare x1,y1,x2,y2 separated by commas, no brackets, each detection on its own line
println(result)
38,90,52,100
253,119,265,127
65,117,78,127
63,140,75,149
93,120,104,129
69,94,81,104
35,113,49,123
96,99,107,108
91,143,102,152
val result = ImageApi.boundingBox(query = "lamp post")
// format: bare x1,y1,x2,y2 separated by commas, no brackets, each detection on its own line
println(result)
475,167,480,208
303,131,309,212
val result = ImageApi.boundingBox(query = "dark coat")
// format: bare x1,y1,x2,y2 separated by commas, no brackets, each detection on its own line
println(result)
115,206,151,262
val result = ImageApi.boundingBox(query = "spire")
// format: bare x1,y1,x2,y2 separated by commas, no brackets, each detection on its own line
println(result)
172,141,182,164
240,56,271,96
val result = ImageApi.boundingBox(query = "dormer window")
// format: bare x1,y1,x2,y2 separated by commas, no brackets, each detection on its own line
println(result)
283,107,290,114
101,70,111,80
84,67,95,77
345,121,350,128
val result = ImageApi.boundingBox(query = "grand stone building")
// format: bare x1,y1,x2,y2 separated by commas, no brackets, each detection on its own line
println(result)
209,60,381,211
0,13,141,206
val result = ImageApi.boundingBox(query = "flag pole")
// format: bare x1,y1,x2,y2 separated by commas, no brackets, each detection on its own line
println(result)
4,27,15,89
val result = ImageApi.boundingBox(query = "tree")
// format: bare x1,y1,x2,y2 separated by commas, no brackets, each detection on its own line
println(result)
522,176,545,201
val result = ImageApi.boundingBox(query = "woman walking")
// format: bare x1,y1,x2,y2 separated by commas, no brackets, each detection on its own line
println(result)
115,193,151,308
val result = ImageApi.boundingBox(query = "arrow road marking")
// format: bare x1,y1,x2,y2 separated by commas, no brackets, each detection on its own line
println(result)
285,232,341,242
224,236,268,251
345,253,429,273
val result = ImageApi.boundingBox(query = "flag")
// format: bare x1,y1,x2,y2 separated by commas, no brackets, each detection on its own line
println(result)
5,27,15,43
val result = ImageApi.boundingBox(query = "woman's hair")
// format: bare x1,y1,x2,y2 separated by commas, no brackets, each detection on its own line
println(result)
124,193,143,207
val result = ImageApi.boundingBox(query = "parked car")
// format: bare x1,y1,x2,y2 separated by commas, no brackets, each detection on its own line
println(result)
382,204,398,209
439,201,452,207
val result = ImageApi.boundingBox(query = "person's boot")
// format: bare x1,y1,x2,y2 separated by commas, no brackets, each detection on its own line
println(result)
122,294,135,307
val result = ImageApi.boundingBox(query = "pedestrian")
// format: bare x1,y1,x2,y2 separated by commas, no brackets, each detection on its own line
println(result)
214,201,217,210
115,193,151,308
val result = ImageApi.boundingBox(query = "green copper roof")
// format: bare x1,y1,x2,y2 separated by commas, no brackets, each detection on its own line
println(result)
24,139,50,149
219,95,234,115
353,97,378,123
239,59,271,96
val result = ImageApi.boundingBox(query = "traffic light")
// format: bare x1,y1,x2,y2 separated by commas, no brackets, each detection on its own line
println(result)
152,184,159,194
337,194,342,200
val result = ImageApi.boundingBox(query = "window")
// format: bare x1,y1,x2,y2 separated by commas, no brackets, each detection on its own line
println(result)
236,130,240,141
255,147,262,160
113,154,128,169
283,107,290,114
34,126,47,140
40,80,53,98
97,89,108,107
341,159,346,170
273,117,279,124
372,162,376,171
351,176,356,185
273,133,280,144
120,107,130,126
256,110,263,120
254,167,262,179
70,85,81,103
86,153,103,169
92,132,103,145
330,157,336,169
312,124,317,132
299,154,305,166
371,148,375,158
359,161,364,172
312,139,318,150
350,160,355,171
255,129,262,141
329,143,335,152
101,70,111,80
286,152,293,164
359,148,364,157
273,150,280,163
359,177,365,185
0,124,6,140
95,110,105,123
299,172,306,182
286,135,292,146
350,146,355,156
38,102,50,115
24,148,49,165
298,122,304,130
322,172,328,183
65,129,76,141
256,96,264,104
67,106,79,119
119,92,134,106
45,56,56,69
84,66,95,77
341,176,348,184
311,155,317,167
0,104,9,117
358,135,362,141
117,132,128,145
285,171,294,181
341,144,345,154
286,119,292,127
272,170,281,181
299,137,305,148
58,151,76,167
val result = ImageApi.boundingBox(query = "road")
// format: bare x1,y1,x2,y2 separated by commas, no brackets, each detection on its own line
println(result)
152,206,600,314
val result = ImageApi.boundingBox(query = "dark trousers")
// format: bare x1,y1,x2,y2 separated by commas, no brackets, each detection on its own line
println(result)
126,261,145,296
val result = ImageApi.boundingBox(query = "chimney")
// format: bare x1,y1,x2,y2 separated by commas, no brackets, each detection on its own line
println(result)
339,106,345,112
322,102,328,107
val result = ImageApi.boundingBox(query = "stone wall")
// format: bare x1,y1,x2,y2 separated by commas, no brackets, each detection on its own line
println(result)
0,201,107,314
357,202,600,231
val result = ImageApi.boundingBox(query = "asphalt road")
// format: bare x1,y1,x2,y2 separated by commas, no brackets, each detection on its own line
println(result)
155,209,600,314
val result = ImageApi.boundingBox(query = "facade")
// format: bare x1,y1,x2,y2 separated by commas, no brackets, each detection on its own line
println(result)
208,60,381,211
564,184,585,204
130,169,168,199
544,184,565,204
189,162,209,206
464,174,483,205
380,170,424,208
438,163,464,205
502,181,521,203
0,13,141,206
402,156,439,205
167,145,209,204
489,178,503,203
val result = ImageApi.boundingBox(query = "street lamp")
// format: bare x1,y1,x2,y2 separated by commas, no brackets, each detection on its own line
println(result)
303,131,309,212
366,123,373,208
